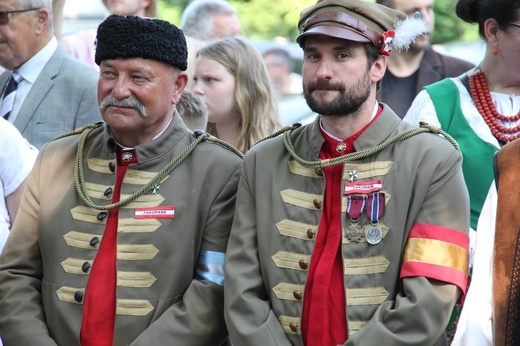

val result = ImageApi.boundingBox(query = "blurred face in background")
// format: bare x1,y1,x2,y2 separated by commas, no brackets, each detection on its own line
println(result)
102,0,151,17
210,13,242,40
263,53,289,85
0,1,48,70
192,55,237,126
392,0,434,51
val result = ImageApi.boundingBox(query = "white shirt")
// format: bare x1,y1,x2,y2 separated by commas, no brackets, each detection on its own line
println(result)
451,183,496,346
0,117,38,253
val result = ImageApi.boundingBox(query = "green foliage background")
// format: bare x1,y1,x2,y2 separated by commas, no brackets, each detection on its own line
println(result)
157,0,479,44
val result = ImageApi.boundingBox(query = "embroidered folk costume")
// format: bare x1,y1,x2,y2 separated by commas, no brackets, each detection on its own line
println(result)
406,68,520,232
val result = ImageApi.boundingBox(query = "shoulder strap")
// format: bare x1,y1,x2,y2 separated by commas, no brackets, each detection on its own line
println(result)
53,122,105,141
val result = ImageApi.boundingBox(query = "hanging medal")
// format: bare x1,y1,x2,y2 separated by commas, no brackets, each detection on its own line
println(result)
365,192,385,245
345,195,367,242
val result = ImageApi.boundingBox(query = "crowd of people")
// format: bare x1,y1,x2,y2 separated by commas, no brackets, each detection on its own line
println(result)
0,0,518,345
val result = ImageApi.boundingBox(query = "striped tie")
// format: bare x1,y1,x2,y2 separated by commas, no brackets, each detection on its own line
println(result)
1,71,22,120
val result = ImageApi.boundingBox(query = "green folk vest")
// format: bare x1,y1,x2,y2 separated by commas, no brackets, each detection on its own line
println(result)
425,79,497,230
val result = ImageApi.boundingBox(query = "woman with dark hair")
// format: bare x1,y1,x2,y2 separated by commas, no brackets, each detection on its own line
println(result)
406,0,520,236
434,1,520,344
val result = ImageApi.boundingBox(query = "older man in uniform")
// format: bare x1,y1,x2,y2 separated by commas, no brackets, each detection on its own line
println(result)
0,15,241,345
223,0,470,345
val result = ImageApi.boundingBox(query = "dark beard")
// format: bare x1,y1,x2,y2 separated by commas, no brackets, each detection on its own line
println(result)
304,74,371,116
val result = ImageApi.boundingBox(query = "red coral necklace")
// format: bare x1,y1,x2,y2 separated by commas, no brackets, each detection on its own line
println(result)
469,71,520,143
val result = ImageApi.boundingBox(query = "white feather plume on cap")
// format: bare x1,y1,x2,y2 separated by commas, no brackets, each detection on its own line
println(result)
385,12,429,54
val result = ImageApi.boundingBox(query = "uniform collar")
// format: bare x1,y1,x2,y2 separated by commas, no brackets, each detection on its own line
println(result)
103,112,192,164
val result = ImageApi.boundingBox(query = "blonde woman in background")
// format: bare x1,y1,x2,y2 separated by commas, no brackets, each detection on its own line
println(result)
193,37,282,153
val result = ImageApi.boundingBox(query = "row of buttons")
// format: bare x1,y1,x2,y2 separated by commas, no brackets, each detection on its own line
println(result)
75,234,103,302
71,161,117,304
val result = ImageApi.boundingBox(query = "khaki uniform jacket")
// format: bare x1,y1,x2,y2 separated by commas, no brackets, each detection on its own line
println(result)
224,108,469,346
0,115,242,345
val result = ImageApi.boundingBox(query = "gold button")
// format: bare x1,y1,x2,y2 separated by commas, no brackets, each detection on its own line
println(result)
313,199,322,209
314,168,323,177
307,229,315,239
299,259,309,270
289,322,299,332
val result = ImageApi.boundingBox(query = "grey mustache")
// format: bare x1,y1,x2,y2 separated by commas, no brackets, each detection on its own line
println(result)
99,95,147,117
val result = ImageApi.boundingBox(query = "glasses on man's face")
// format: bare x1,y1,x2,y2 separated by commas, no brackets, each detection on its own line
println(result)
0,8,40,26
507,22,520,29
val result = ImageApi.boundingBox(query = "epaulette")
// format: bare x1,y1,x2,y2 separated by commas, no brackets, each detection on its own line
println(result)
254,123,303,147
418,121,460,151
193,129,244,159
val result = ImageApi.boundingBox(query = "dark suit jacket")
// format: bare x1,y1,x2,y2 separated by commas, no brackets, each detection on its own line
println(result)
376,47,475,117
0,44,101,149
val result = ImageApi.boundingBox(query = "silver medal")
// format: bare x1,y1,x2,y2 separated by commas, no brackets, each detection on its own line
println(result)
365,226,383,245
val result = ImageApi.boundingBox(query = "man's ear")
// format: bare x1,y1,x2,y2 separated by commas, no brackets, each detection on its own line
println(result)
172,72,189,105
371,55,387,83
36,8,50,34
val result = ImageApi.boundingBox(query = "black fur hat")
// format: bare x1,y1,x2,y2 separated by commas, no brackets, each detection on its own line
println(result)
95,15,188,71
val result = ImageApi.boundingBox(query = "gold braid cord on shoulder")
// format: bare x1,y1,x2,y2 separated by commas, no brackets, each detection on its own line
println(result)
74,127,243,211
53,122,105,141
283,122,460,169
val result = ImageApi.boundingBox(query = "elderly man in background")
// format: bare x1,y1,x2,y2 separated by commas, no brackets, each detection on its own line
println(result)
0,14,241,346
180,0,242,41
263,47,303,99
0,0,100,149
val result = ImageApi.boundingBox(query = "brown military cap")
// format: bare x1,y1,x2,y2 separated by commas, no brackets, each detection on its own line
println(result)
297,0,406,49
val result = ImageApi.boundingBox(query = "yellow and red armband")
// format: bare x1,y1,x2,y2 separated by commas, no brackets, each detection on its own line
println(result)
401,223,469,294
